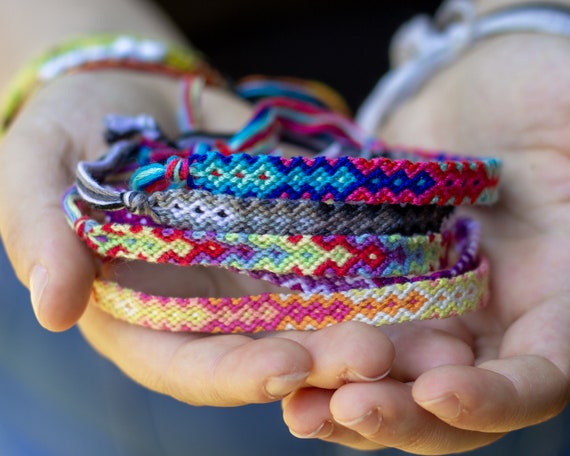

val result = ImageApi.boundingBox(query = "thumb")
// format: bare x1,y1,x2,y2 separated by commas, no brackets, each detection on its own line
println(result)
0,114,97,331
0,72,251,331
0,71,184,331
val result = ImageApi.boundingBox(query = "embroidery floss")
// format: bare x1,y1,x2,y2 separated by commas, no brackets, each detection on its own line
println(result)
0,34,224,133
64,188,455,279
65,74,500,333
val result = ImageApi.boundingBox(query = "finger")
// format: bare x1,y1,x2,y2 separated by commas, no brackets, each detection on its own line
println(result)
0,72,181,330
412,355,569,433
414,298,570,433
282,388,335,438
79,303,313,406
277,322,395,388
329,380,501,454
382,319,475,382
0,73,248,331
0,119,97,331
282,387,383,450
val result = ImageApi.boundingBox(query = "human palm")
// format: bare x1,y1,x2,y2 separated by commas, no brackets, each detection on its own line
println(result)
0,71,397,408
281,34,570,453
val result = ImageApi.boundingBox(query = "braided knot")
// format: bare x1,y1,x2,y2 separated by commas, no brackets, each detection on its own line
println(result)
122,191,152,216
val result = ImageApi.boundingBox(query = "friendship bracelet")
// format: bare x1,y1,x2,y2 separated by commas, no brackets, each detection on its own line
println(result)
226,215,478,293
356,0,570,132
104,188,454,235
77,136,500,213
64,188,454,279
128,95,501,206
90,247,488,333
74,79,500,212
131,147,500,206
1,34,225,132
93,213,479,295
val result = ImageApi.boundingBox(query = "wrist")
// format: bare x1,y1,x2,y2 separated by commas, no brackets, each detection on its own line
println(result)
0,0,187,92
358,0,570,133
476,0,570,14
0,34,225,134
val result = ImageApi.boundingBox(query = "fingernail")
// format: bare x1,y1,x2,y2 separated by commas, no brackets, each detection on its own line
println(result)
336,407,382,436
30,264,48,321
264,372,309,399
418,393,461,420
344,368,391,383
290,420,334,439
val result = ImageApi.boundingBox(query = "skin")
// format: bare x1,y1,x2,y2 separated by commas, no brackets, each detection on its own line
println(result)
1,0,569,454
282,29,570,455
0,70,398,405
0,0,466,411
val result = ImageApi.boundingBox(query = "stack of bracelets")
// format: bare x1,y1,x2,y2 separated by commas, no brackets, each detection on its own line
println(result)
3,34,500,333
59,68,501,333
10,0,570,337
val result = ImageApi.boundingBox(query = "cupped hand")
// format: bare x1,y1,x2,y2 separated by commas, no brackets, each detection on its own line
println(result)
282,34,570,453
0,71,401,406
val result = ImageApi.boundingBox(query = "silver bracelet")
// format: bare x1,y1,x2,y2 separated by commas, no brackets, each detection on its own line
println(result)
356,0,570,132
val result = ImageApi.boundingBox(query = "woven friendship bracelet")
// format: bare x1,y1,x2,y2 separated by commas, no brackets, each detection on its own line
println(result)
77,135,500,213
94,213,479,295
64,188,454,279
132,147,500,206
92,259,489,333
105,188,454,235
90,251,489,333
0,34,225,133
75,83,500,211
224,215,479,293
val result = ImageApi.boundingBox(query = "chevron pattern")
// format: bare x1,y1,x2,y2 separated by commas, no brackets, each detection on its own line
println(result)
130,149,501,206
74,216,453,278
91,257,489,333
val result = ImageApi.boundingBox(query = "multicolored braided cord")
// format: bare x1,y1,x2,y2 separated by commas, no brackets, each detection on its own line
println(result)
92,258,488,333
100,206,480,295
131,147,500,206
76,91,500,213
64,188,454,279
1,35,225,134
76,136,500,216
125,95,500,206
